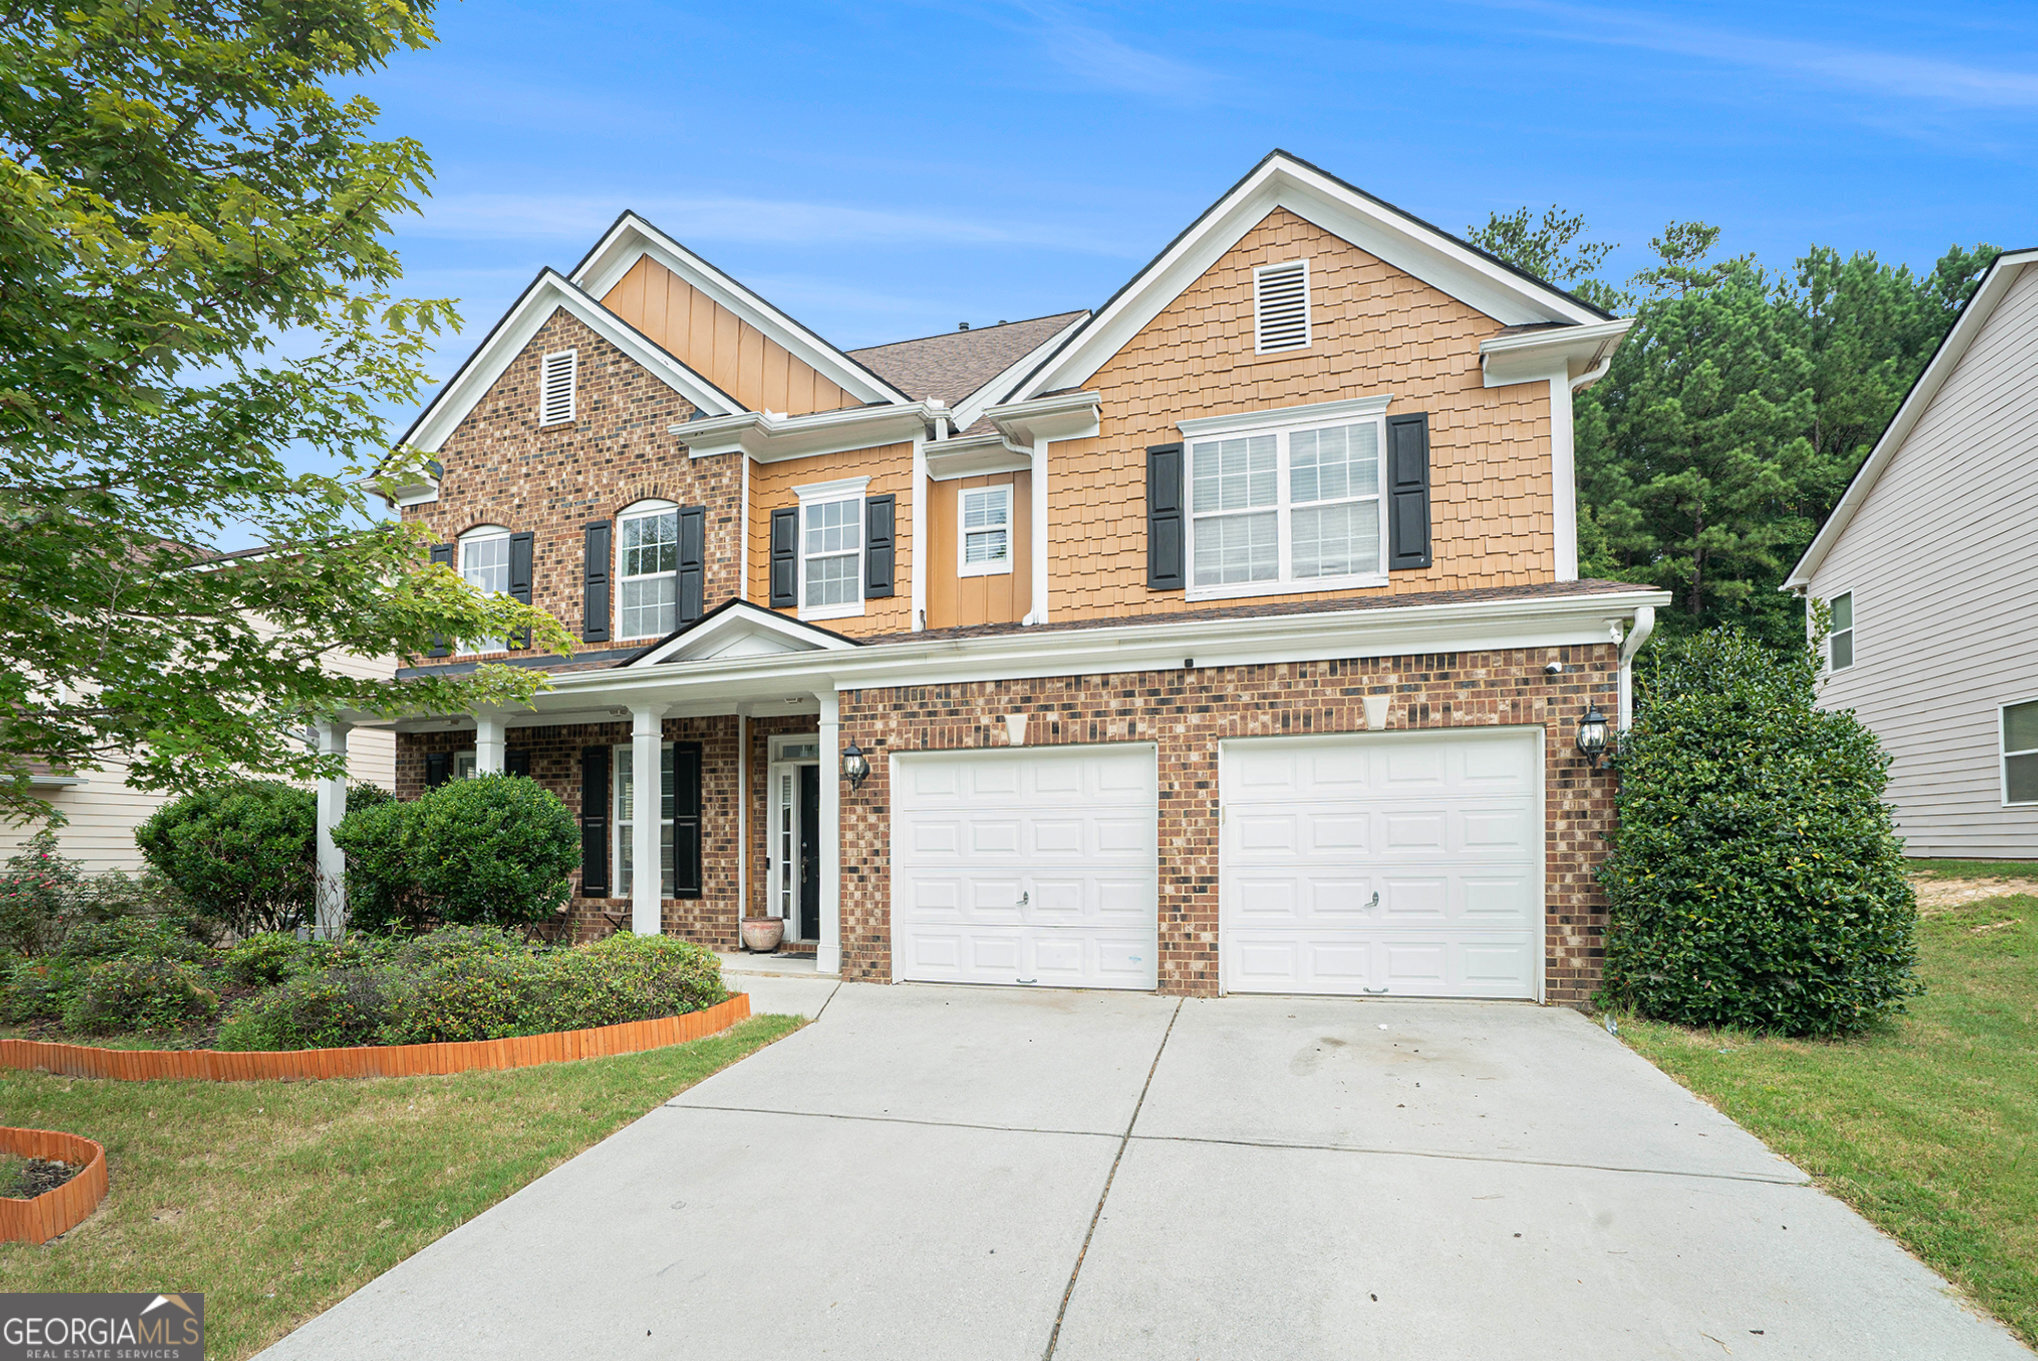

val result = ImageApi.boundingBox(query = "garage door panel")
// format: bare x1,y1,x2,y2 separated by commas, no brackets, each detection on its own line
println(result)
894,746,1159,990
1222,731,1541,1000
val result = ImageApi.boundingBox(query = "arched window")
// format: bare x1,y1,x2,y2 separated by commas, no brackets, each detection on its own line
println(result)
616,499,679,639
459,524,511,653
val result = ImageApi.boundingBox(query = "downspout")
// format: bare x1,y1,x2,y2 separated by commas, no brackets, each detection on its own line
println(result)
1616,605,1655,733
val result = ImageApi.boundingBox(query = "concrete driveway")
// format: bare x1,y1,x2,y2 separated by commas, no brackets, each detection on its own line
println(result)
260,984,2030,1361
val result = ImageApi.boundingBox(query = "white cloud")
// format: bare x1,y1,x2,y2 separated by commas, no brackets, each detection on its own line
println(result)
1010,1,1218,98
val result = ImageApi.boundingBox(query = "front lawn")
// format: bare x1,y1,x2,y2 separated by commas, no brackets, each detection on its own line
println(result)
0,1013,801,1359
1620,882,2038,1346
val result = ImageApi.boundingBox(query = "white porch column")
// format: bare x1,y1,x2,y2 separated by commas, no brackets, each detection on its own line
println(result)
474,710,506,775
816,690,843,975
631,705,664,936
313,719,351,939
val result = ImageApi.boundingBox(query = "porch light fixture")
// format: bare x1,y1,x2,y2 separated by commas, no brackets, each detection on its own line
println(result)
841,742,870,791
1576,703,1611,769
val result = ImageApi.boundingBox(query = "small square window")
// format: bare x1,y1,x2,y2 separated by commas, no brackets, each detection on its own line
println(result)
1827,591,1854,671
959,485,1012,576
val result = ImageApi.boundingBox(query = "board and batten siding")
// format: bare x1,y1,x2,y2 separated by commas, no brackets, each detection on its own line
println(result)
1805,260,2038,859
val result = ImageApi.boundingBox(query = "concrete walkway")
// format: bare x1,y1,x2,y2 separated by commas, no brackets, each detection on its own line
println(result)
259,986,2031,1361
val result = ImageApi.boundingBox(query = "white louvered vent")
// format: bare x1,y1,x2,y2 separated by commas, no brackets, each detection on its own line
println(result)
539,349,577,426
1253,260,1311,354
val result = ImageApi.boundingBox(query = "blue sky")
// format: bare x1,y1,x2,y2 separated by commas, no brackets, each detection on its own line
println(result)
366,0,2038,375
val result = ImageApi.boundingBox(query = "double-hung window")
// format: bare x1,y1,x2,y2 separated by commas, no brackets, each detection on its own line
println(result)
799,481,865,620
613,741,675,899
1183,401,1387,600
459,525,512,652
618,500,679,639
2004,700,2038,806
1826,591,1854,670
959,485,1012,576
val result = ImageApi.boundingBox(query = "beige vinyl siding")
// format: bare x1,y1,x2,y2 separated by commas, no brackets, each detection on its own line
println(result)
1806,260,2038,859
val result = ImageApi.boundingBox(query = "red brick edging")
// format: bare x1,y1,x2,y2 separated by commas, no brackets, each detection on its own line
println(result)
0,993,752,1083
0,1127,109,1244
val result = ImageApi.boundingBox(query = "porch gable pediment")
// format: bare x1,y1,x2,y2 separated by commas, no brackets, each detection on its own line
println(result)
621,599,859,667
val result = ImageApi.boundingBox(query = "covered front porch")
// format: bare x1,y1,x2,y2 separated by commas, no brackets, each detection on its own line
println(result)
315,602,863,972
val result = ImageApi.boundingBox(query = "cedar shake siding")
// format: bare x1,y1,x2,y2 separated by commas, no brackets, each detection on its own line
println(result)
1045,207,1556,621
745,442,916,637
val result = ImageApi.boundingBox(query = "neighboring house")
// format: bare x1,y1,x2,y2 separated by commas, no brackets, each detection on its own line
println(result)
348,149,1667,1004
2,648,397,875
1786,246,2038,862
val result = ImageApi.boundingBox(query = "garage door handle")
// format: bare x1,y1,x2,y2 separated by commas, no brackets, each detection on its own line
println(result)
1368,891,1380,910
1363,986,1389,995
1018,890,1029,907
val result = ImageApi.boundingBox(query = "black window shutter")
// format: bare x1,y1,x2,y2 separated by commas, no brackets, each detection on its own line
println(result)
769,507,798,609
1146,443,1185,590
505,747,531,779
676,505,706,625
508,531,534,649
428,542,454,656
579,745,611,897
864,493,896,597
1386,413,1433,571
424,750,451,788
671,741,703,898
582,520,612,642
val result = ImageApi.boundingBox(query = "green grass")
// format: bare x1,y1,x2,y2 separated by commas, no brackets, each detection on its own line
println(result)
1620,892,2038,1346
0,1156,29,1198
0,1013,801,1359
1907,858,2038,880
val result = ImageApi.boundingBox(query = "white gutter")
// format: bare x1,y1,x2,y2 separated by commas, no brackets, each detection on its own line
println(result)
1616,604,1656,732
1480,317,1633,389
674,401,946,463
986,390,1101,446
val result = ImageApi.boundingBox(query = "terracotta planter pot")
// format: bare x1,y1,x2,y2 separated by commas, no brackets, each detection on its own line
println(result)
741,917,785,953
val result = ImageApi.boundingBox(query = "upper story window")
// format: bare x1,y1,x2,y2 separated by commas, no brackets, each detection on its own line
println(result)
617,499,679,639
459,525,511,653
1827,591,1854,670
1254,260,1311,354
959,484,1013,576
798,479,866,621
2004,699,2038,806
539,349,577,426
1186,412,1383,600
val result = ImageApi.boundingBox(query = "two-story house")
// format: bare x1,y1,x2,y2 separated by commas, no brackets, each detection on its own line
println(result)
333,151,1668,1004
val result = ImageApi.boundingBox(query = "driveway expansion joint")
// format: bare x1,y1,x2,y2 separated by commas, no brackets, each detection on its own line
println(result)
1124,1132,1811,1187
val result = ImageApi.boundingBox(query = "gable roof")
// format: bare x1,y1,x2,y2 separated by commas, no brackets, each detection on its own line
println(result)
568,211,914,408
620,598,860,667
1011,148,1612,402
848,311,1089,407
397,269,741,456
1785,247,2038,591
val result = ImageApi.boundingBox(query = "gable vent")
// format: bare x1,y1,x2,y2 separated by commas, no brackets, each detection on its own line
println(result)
1253,260,1311,354
540,349,578,426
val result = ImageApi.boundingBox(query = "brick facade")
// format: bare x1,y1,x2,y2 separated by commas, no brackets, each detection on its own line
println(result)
832,644,1618,1004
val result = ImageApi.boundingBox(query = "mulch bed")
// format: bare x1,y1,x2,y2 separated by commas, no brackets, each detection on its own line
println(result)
4,1158,79,1199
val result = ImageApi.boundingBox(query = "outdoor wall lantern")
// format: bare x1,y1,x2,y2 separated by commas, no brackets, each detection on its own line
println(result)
841,742,870,791
1576,703,1612,770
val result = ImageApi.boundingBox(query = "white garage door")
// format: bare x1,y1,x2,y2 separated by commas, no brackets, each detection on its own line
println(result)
1221,730,1543,999
892,745,1158,989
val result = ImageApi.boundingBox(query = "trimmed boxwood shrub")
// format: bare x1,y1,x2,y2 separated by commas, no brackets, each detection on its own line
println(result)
333,776,579,934
1598,627,1919,1037
217,969,393,1051
542,933,727,1030
62,957,220,1035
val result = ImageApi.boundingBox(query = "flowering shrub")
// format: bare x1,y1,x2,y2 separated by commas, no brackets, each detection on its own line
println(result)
0,830,83,955
216,969,391,1051
379,951,553,1044
541,933,727,1030
62,957,220,1035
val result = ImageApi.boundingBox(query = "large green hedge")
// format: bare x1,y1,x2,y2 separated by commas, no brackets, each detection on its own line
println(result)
1598,628,1919,1036
331,775,579,934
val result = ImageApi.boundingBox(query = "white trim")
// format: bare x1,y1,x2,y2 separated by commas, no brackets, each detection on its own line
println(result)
616,500,682,643
397,270,740,460
1030,439,1050,625
794,476,871,501
676,402,942,464
911,435,928,630
1182,408,1389,602
950,312,1092,432
1548,373,1579,582
1178,393,1389,438
986,390,1100,446
1015,151,1606,401
1478,318,1633,388
1788,250,2038,590
816,690,843,975
1252,258,1312,354
926,433,1032,481
538,348,578,426
626,600,858,666
1825,588,1856,672
570,212,912,407
2002,696,2038,808
957,483,1015,578
795,482,867,623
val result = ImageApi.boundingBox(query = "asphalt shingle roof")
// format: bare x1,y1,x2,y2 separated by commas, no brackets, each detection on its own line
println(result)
846,311,1086,407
